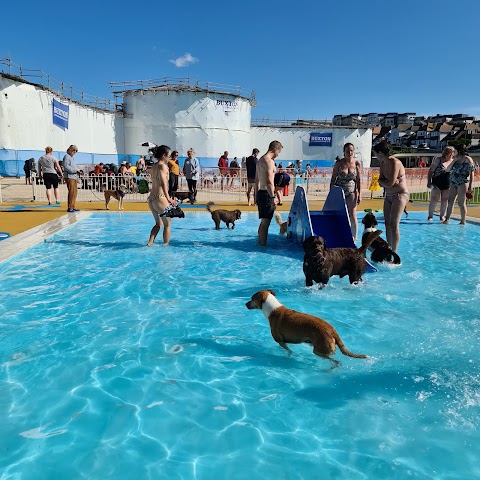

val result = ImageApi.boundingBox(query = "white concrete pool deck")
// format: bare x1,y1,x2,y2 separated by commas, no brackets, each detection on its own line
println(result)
0,212,92,263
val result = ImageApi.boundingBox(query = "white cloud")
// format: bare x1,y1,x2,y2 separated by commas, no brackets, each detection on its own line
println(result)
169,53,199,68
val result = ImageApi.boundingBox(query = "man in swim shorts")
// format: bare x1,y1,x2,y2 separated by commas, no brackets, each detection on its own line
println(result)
255,140,283,246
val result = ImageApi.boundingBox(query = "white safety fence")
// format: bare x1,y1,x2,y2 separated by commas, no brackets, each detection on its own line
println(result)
6,167,435,204
25,170,341,205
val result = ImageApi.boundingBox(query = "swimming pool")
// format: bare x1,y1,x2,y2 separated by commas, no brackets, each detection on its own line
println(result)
0,212,479,479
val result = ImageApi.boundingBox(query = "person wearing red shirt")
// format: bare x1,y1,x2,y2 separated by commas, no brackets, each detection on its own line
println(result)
218,151,228,191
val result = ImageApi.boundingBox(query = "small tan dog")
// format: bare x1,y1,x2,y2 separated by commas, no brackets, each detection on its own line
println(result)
245,289,367,364
274,212,288,235
104,185,128,210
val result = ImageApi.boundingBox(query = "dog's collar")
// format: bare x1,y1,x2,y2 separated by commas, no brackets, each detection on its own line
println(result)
261,294,283,319
364,227,377,233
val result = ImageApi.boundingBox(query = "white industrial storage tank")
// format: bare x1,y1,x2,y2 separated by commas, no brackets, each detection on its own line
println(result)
113,80,255,164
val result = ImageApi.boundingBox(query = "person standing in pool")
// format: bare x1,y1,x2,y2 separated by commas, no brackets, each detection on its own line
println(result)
427,146,456,222
443,144,475,225
373,141,409,252
255,140,283,246
330,143,362,240
147,145,176,246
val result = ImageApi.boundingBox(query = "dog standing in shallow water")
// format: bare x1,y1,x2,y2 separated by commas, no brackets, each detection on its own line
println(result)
104,185,128,210
245,289,367,364
303,231,381,287
361,212,401,264
206,202,241,229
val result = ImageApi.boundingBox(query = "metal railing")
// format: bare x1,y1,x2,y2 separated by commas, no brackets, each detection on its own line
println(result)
2,167,479,205
109,77,256,107
0,57,115,111
251,118,333,127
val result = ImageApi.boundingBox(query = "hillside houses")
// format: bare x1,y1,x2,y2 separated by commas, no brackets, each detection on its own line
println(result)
336,112,480,151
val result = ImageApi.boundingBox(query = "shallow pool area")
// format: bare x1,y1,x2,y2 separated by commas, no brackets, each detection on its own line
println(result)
0,211,479,479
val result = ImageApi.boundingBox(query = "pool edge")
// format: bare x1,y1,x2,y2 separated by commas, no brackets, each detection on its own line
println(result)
0,212,92,263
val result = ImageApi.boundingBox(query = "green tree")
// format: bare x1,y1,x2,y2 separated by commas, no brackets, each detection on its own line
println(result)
448,138,471,149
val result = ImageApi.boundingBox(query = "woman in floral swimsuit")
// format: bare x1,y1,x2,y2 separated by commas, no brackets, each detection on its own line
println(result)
443,144,475,225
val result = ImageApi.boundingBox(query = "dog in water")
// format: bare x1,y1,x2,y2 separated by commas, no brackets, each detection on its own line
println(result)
104,185,128,210
361,212,401,264
245,289,367,365
274,212,288,235
173,191,195,204
206,202,241,229
302,231,381,287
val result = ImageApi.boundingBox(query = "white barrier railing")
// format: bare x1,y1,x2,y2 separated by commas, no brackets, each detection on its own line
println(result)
2,167,477,204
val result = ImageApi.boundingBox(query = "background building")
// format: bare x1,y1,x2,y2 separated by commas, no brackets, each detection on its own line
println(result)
0,65,373,176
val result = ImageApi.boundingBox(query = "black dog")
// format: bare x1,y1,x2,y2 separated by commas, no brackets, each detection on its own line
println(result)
303,232,380,287
173,191,195,204
361,212,401,264
206,202,241,229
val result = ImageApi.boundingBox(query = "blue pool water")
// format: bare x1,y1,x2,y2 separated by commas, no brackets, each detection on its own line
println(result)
0,212,479,479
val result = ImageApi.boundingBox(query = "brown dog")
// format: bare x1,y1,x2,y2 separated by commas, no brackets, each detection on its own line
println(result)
303,231,381,287
245,289,367,364
206,202,241,229
104,185,128,210
274,212,288,235
173,191,195,204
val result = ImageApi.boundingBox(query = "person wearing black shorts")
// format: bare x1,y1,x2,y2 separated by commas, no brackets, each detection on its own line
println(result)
255,140,283,246
38,146,63,205
257,189,276,220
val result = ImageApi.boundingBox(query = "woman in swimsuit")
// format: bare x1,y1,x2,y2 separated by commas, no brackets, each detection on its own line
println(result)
373,141,409,252
427,146,456,221
330,143,362,240
443,144,475,225
147,145,176,246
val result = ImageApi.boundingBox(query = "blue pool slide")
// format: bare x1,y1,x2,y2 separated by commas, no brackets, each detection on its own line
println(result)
287,186,376,272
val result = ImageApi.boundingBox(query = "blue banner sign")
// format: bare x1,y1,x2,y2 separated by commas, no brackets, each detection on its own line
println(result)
53,99,69,129
309,132,332,147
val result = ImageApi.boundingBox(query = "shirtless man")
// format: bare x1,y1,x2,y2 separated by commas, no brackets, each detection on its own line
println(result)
147,145,176,246
255,140,283,246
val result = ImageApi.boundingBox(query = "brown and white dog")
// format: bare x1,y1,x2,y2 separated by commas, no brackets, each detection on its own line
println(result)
274,212,288,235
361,212,401,264
303,231,381,287
104,185,128,210
245,289,367,364
206,202,241,229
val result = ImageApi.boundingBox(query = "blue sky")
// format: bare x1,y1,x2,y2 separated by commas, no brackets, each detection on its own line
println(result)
2,0,479,120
